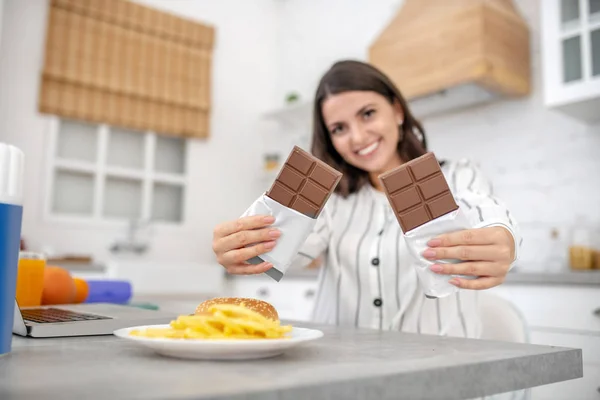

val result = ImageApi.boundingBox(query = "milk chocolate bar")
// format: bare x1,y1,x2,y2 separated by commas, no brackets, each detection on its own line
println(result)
266,146,342,218
379,152,458,233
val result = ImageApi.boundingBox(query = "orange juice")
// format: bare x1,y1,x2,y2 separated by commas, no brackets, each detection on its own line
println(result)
15,252,46,307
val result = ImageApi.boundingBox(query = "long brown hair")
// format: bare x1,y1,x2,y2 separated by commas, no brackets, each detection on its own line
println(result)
311,60,428,197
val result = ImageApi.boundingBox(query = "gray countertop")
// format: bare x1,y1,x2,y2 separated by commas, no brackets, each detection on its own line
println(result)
229,267,600,287
505,270,600,286
0,322,582,400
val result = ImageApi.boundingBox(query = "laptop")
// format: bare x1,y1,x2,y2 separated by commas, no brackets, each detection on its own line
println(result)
12,299,178,338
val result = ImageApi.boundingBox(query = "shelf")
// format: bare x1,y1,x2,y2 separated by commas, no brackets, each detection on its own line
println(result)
262,101,313,127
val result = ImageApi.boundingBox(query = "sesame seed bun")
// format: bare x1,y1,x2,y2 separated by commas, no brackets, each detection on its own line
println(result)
195,297,279,321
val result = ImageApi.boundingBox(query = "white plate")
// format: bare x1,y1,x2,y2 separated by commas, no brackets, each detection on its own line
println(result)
113,325,324,360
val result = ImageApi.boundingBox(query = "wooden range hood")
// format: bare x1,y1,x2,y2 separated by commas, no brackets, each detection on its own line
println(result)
368,0,531,117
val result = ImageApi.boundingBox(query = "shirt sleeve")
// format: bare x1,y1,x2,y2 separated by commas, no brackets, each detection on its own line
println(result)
447,159,523,267
287,194,337,269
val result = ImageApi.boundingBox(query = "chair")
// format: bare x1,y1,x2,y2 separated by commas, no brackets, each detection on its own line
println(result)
477,291,531,400
479,291,530,343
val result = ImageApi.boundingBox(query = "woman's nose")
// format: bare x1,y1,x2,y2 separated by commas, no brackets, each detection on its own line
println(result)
349,124,369,145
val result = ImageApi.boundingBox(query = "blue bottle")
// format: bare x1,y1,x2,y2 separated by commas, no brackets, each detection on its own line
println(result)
0,143,24,356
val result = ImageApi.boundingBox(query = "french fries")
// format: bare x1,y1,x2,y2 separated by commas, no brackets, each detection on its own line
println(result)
129,303,293,340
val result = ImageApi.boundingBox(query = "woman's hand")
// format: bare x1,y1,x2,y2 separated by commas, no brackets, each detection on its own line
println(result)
422,227,515,290
212,215,281,275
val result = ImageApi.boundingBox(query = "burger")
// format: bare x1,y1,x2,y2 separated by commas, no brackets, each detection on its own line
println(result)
195,297,279,321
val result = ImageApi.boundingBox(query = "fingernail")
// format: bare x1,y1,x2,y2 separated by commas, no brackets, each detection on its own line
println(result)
269,229,281,238
422,249,436,258
449,279,460,286
264,241,276,249
264,263,273,269
427,239,442,247
263,216,275,223
430,264,443,273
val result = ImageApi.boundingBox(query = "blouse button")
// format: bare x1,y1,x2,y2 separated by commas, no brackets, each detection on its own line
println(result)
373,298,382,307
371,257,380,266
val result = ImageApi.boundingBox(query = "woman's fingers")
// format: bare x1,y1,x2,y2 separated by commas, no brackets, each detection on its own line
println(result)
213,215,275,239
427,228,499,247
226,261,273,275
424,227,515,291
423,245,500,262
448,276,504,290
219,241,277,266
429,261,499,277
213,227,280,254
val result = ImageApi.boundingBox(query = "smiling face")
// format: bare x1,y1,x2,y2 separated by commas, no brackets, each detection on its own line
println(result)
321,90,404,182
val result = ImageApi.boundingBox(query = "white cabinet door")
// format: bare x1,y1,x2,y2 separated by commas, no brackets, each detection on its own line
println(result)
531,363,599,400
530,329,600,363
530,330,600,400
224,277,318,322
490,285,600,333
541,0,600,122
489,284,600,400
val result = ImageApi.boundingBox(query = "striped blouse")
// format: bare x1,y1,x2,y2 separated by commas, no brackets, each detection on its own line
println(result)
292,158,522,338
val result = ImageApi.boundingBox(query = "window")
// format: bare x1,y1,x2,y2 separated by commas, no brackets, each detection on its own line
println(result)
46,118,187,224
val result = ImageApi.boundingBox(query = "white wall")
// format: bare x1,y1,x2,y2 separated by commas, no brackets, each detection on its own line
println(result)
278,0,400,103
0,0,280,267
276,0,600,272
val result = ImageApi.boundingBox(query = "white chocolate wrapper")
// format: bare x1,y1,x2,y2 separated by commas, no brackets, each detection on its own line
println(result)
403,207,476,299
241,193,317,281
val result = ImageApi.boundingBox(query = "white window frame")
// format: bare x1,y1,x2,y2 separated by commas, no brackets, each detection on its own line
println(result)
43,116,189,227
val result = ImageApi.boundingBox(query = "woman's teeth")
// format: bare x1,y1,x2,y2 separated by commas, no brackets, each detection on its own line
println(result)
357,140,380,156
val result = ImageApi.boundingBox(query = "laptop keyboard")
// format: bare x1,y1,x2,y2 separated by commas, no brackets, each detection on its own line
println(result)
21,308,112,324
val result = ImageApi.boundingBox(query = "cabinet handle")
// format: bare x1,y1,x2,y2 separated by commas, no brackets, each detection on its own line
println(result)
305,289,315,298
593,308,600,317
257,288,269,297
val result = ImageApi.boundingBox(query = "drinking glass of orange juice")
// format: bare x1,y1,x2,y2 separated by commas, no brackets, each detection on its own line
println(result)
16,252,46,307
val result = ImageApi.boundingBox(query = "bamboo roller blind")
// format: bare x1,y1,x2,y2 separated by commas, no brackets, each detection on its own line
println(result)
39,0,215,138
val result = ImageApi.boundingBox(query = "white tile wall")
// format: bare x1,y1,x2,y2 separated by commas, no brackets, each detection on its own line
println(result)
426,101,600,271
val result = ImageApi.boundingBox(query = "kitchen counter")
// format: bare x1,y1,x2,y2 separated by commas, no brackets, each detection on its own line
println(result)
227,267,600,286
1,322,582,400
505,270,600,286
223,266,320,280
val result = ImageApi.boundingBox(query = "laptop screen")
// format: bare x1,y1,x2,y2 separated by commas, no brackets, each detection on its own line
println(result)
12,299,28,335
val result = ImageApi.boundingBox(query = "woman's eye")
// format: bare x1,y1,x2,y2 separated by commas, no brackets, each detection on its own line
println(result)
330,125,343,135
363,109,375,119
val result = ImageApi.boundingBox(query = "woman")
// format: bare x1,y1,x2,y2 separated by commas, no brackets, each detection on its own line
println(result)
212,60,521,338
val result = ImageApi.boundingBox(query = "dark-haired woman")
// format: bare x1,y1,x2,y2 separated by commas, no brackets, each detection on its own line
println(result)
212,60,521,338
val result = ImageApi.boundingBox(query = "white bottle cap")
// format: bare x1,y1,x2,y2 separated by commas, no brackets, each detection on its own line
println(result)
0,143,24,206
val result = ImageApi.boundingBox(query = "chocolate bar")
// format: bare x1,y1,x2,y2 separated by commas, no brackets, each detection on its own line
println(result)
266,146,342,218
379,152,458,233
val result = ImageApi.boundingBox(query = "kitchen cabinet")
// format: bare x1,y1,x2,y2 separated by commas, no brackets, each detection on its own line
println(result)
490,283,600,400
223,276,318,322
541,0,600,123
